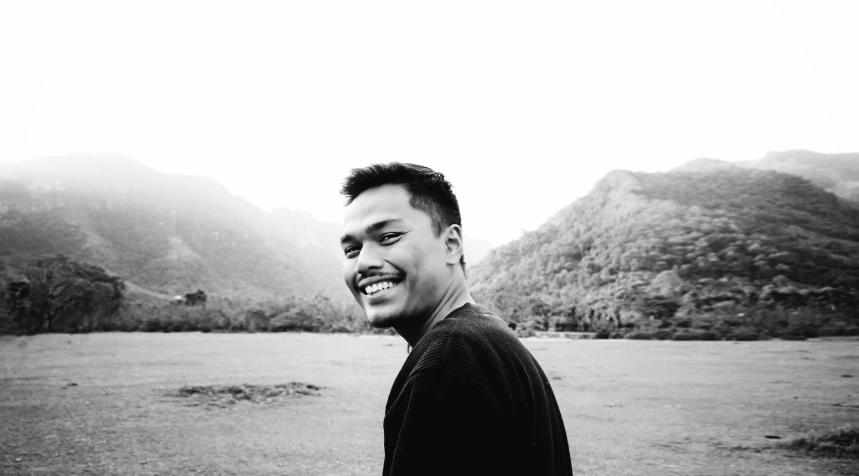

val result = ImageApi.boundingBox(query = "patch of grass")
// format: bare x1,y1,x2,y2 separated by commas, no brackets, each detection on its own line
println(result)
779,424,859,459
6,333,859,475
170,382,323,407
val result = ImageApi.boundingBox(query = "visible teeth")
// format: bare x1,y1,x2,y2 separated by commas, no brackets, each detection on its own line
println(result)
364,281,397,295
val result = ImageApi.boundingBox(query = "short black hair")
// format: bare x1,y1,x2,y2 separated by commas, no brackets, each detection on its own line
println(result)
341,162,466,271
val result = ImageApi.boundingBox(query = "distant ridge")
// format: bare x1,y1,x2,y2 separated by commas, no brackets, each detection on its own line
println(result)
0,154,495,303
672,157,739,173
737,150,859,202
0,155,343,300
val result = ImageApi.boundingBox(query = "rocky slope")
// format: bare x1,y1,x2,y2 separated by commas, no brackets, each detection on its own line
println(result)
469,161,859,338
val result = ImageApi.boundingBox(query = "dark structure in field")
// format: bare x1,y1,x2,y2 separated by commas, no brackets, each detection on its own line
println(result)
184,289,207,307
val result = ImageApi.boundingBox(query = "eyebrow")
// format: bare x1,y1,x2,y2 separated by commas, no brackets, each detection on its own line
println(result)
340,219,405,245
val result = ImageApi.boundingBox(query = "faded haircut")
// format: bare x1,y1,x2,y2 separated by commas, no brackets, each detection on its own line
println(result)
340,162,466,272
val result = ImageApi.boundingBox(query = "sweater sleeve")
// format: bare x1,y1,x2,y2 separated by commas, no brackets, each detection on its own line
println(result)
383,366,514,476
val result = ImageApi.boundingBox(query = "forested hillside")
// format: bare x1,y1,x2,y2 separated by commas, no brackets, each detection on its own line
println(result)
470,163,859,339
0,155,343,300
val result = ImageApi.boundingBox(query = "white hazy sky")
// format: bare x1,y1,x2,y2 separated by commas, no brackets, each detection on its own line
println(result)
2,1,858,246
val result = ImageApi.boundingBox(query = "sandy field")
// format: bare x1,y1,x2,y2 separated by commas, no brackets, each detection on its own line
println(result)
1,333,857,475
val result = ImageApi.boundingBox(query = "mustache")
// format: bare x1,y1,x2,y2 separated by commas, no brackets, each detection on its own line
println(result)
357,272,403,280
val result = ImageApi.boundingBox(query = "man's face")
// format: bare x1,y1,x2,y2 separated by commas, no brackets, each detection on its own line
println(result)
340,184,450,329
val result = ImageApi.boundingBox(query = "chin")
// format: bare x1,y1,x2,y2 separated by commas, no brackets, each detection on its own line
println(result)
368,317,394,329
365,307,405,329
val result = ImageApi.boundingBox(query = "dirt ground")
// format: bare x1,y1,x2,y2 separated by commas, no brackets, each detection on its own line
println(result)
1,333,857,476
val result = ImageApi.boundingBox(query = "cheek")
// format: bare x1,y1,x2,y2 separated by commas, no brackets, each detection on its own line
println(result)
342,261,356,286
399,247,443,285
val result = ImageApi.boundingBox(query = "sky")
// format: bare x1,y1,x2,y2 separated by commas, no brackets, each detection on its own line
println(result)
2,1,858,246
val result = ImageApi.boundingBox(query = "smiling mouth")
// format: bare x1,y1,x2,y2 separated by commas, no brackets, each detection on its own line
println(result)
362,280,401,296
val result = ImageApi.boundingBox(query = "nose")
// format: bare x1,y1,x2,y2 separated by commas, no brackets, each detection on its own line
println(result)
356,243,383,276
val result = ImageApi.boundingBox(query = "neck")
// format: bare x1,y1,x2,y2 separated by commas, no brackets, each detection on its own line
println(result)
395,274,474,348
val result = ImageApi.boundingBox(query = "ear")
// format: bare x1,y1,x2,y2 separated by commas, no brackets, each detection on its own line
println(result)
442,224,464,266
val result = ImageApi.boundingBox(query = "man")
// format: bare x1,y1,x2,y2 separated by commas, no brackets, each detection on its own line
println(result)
340,163,573,475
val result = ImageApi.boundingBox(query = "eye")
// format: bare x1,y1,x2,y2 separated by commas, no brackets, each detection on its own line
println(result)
343,245,360,258
379,232,403,245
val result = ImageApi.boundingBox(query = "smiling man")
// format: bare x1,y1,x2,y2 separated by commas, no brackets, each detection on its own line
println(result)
340,163,573,476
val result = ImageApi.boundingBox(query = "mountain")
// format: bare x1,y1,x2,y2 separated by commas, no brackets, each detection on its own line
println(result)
0,154,496,304
671,157,740,173
268,207,351,301
469,161,859,338
464,235,493,269
738,150,859,202
0,155,345,300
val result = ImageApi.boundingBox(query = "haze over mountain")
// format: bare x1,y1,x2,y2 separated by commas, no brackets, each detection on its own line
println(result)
671,157,740,174
737,150,859,202
0,155,345,300
470,152,859,338
0,155,493,302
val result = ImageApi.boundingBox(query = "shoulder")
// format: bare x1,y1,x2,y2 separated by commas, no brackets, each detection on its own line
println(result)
407,303,523,382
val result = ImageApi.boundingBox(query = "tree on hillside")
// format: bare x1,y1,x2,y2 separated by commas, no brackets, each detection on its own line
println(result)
3,255,124,334
470,167,859,339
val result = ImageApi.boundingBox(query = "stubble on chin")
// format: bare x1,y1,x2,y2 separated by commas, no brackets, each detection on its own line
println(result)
367,312,399,329
369,319,393,330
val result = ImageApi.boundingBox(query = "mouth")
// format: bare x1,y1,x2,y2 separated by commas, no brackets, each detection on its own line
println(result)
360,279,402,296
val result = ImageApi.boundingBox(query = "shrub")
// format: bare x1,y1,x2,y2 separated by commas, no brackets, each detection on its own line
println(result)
141,319,163,332
2,255,124,335
671,332,696,341
728,331,762,341
780,424,859,458
159,318,186,333
515,328,536,338
626,331,657,340
818,323,848,337
112,321,129,331
699,331,719,341
121,321,142,332
672,330,719,341
228,315,248,331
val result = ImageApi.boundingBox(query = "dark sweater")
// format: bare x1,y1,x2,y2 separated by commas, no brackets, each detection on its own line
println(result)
383,303,573,476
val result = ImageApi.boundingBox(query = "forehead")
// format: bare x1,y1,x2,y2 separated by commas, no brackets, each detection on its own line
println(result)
343,184,430,231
